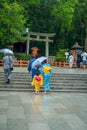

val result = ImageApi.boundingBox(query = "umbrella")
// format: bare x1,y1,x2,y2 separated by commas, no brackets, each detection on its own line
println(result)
32,56,47,68
0,48,14,55
76,49,82,55
71,42,82,49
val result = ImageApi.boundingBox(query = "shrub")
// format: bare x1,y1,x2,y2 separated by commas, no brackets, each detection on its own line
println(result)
14,53,31,60
55,49,69,62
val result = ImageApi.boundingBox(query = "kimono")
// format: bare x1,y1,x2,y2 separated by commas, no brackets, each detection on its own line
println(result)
31,74,43,93
28,57,37,79
40,63,51,91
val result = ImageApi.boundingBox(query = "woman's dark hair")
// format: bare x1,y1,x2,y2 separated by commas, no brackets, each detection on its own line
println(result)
36,70,40,76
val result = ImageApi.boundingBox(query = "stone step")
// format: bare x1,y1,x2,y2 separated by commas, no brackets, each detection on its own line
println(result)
1,72,87,75
0,82,86,87
0,77,87,82
0,72,87,92
0,88,87,93
0,84,87,91
0,79,87,86
0,73,87,80
0,82,87,88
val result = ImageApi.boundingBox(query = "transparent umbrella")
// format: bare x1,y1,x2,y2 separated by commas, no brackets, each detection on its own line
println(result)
0,48,14,55
32,56,47,68
76,49,82,55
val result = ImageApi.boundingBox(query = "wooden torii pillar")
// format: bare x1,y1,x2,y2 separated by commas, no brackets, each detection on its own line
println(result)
28,32,55,59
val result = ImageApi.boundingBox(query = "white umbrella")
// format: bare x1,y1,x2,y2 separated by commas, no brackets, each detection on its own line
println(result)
0,48,14,55
32,56,47,68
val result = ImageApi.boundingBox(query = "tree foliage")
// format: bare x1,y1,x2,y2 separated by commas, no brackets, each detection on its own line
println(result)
52,0,78,31
0,0,87,54
0,1,26,46
72,0,87,48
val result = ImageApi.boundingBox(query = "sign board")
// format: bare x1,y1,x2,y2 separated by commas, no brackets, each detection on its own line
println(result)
65,52,69,56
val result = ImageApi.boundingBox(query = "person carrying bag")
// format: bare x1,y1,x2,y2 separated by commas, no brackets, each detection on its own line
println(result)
2,52,13,83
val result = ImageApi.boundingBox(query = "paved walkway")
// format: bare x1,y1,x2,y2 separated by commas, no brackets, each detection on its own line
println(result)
0,92,87,130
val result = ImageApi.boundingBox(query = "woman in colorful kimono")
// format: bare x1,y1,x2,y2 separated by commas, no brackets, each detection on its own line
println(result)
40,60,51,94
31,70,43,95
27,47,39,79
28,56,37,79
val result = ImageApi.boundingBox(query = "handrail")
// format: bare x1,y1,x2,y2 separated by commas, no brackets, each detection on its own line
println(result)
0,60,85,68
50,61,83,68
13,60,29,67
0,60,29,67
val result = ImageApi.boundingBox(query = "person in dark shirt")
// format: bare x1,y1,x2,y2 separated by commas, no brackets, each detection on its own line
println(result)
76,54,82,68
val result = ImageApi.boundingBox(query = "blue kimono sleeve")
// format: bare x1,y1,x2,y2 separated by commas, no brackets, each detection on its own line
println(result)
27,58,36,72
28,61,32,72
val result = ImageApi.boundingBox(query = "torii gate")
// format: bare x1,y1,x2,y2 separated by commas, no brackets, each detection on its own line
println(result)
26,32,55,59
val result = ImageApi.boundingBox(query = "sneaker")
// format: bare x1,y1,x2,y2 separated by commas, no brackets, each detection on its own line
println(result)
35,92,38,95
44,91,46,94
7,79,10,83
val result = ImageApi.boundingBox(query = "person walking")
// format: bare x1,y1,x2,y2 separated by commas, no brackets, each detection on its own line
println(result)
76,54,82,68
40,60,51,94
2,52,13,83
68,53,74,68
28,56,37,79
81,50,87,70
28,47,39,80
31,70,43,95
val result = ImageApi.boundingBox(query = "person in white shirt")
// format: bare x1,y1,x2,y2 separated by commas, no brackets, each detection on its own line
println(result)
68,53,74,68
81,50,87,70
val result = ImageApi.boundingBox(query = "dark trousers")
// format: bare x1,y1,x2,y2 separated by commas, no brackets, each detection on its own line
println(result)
76,62,80,68
4,68,12,82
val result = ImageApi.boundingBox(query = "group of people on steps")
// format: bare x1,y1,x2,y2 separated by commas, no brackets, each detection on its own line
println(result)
3,47,87,94
2,47,52,95
68,49,87,70
27,47,51,95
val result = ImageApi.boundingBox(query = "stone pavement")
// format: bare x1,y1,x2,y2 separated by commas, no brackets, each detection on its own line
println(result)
0,91,87,130
0,66,87,130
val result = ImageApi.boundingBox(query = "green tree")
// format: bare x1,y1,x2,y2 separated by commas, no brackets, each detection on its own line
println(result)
51,0,78,48
73,0,87,50
0,2,26,47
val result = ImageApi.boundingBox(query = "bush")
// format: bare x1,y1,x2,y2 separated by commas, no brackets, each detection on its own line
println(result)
14,53,31,60
55,49,69,62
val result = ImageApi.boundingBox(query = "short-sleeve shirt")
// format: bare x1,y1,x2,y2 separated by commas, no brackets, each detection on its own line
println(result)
3,56,13,69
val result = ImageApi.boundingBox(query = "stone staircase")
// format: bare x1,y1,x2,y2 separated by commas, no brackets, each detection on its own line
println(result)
0,72,87,93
